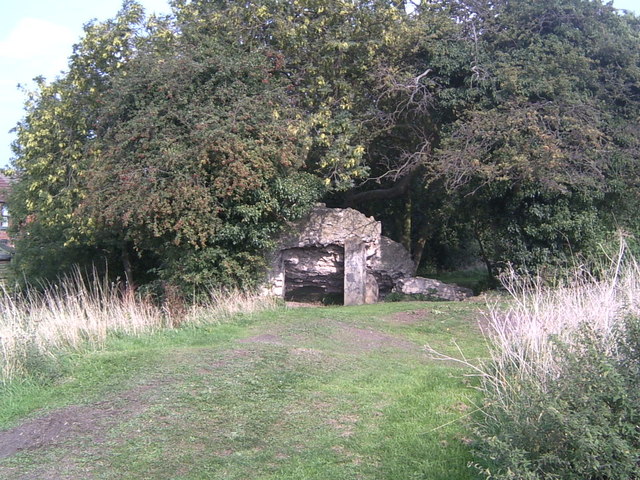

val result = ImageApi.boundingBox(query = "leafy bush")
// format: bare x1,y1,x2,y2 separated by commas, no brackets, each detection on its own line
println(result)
465,250,640,480
473,318,640,480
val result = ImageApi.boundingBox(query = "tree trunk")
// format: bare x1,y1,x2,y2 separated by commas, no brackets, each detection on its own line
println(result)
472,222,494,278
401,194,412,253
121,241,134,291
411,223,430,270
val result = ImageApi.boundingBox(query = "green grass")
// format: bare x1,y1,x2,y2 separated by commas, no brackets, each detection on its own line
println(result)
0,301,487,479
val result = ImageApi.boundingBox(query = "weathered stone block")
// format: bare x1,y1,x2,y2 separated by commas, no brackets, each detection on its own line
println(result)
369,236,416,294
394,277,473,301
279,204,381,252
344,238,367,306
365,273,379,304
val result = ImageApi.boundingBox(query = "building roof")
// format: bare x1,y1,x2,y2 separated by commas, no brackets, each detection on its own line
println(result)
0,174,12,203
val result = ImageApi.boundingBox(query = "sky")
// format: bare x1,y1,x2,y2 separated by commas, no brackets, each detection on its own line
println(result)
0,0,171,168
1,0,639,169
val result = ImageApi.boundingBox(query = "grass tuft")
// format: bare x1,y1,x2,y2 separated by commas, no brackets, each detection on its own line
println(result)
0,270,277,383
428,240,640,479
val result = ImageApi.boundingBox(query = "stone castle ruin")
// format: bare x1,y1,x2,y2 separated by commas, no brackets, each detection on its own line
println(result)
262,204,472,305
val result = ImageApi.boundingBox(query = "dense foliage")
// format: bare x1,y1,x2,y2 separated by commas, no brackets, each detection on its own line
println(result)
8,0,640,290
432,0,640,274
475,312,640,480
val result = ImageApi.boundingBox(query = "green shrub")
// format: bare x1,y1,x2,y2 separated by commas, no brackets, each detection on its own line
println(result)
473,317,640,480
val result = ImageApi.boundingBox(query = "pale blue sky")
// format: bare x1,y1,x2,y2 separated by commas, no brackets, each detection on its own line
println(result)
0,0,171,168
1,0,638,168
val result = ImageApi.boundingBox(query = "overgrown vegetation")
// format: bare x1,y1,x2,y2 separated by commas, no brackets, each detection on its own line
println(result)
8,0,640,292
4,2,640,473
431,246,640,479
4,247,640,477
0,270,278,382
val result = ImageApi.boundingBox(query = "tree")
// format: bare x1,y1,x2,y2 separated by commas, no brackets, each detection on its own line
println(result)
339,1,478,262
81,32,324,290
9,1,147,286
172,0,431,189
400,0,640,274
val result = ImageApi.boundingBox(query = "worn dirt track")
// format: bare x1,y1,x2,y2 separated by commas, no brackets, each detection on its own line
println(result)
0,307,441,479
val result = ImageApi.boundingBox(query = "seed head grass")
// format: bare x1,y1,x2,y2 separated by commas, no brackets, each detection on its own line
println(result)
0,270,277,382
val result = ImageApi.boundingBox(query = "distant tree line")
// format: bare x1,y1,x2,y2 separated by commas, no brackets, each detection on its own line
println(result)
9,0,640,293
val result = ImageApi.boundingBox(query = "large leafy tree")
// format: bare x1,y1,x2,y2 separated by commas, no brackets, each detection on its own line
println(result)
172,0,430,188
415,0,640,273
9,1,148,285
81,32,323,289
10,0,325,290
341,1,477,261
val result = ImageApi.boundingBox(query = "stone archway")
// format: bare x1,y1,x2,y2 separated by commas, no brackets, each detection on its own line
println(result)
262,204,411,305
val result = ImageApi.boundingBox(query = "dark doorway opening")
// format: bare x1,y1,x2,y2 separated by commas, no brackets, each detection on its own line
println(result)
282,245,345,304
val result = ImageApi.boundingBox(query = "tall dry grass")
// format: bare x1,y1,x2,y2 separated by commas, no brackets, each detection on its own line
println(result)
425,240,640,412
447,242,640,479
477,243,640,405
181,287,280,326
0,271,278,382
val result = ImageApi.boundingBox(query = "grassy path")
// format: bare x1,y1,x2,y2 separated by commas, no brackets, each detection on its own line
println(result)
0,301,486,479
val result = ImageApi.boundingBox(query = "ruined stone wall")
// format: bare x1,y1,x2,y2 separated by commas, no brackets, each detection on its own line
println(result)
263,205,381,304
262,204,473,305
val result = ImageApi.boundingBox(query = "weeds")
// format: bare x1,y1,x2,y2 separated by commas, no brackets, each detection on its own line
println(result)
0,270,277,382
429,241,640,479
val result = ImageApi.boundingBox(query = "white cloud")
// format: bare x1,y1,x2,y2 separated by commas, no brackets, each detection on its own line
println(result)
0,18,75,61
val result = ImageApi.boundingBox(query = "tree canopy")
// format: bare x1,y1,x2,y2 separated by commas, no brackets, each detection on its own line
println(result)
8,0,640,291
